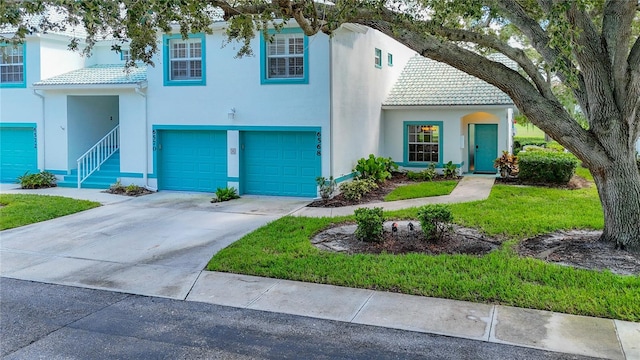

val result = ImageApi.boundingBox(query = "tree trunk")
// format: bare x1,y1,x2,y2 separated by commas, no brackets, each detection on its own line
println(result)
591,156,640,251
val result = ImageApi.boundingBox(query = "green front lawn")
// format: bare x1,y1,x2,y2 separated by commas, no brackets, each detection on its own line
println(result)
0,194,100,230
208,184,640,322
383,180,458,201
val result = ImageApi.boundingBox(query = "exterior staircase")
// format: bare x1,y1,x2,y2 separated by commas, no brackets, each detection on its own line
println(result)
57,151,120,189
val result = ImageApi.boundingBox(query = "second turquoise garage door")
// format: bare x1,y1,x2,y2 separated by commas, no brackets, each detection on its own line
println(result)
0,125,38,183
158,130,227,192
242,131,320,197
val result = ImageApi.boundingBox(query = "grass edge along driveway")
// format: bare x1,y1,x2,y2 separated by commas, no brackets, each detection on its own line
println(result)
208,180,640,322
0,194,100,230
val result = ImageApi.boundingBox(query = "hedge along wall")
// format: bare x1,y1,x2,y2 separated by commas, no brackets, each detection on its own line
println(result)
518,151,579,184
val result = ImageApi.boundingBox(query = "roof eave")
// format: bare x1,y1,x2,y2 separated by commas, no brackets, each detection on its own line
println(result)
382,103,515,110
32,80,147,90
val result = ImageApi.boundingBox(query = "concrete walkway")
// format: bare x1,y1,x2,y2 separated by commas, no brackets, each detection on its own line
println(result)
292,175,496,217
1,180,639,359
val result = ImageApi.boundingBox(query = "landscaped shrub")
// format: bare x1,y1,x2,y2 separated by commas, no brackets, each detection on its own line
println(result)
417,204,453,241
518,151,578,184
354,154,398,183
443,161,459,179
108,181,152,196
212,187,240,202
354,207,384,242
513,137,547,155
316,176,336,200
546,141,565,152
406,163,437,181
17,171,56,189
340,179,378,201
493,151,518,178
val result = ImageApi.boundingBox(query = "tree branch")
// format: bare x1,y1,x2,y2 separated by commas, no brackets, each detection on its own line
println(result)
494,0,589,117
602,0,635,112
426,25,555,101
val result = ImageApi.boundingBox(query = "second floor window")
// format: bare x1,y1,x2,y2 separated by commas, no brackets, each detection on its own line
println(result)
1,44,25,87
163,33,206,86
261,28,308,84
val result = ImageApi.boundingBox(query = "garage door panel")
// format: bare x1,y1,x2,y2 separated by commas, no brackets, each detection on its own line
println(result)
159,130,227,192
0,126,38,183
243,131,320,197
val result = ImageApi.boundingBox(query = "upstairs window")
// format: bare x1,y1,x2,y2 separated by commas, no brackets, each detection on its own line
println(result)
261,28,308,84
0,44,26,88
163,34,206,86
375,48,382,68
388,53,393,66
120,49,131,62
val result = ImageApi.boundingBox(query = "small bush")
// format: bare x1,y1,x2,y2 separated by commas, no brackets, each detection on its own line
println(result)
518,151,578,184
443,161,458,179
340,179,378,201
513,137,547,155
493,151,518,178
417,204,453,241
212,187,240,202
316,176,336,200
354,207,384,242
17,171,57,189
546,141,565,152
406,163,437,182
108,181,151,196
354,154,398,183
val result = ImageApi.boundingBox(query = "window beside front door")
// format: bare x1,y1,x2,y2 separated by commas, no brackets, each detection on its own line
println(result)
407,124,441,163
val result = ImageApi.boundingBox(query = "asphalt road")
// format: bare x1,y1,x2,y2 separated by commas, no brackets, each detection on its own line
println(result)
0,278,596,360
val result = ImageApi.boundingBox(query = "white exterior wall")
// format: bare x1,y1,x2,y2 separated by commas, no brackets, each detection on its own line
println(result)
41,92,68,171
330,26,417,180
145,27,332,179
118,91,147,178
383,106,512,173
39,37,86,79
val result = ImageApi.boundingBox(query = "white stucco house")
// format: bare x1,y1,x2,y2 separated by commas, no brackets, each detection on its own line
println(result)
1,19,517,197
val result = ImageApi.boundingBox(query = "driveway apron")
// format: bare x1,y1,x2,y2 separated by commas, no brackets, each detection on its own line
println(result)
0,191,309,299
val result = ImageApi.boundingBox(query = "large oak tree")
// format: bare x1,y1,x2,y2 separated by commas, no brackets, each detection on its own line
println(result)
3,0,639,250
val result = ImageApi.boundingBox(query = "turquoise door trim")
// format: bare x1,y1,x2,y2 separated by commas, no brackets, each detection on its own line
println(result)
0,124,38,182
157,130,227,192
241,130,321,197
474,124,498,173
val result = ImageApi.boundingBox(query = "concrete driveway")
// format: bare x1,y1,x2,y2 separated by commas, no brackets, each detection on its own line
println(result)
0,189,309,299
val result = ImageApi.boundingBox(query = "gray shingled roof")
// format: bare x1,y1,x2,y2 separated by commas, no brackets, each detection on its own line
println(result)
383,55,515,106
34,64,146,87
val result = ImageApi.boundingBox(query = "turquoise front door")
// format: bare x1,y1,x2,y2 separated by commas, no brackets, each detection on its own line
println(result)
242,131,320,197
158,130,227,192
474,124,498,173
0,125,38,183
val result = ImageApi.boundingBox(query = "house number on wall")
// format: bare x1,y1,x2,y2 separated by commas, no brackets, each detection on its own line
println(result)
152,130,157,151
33,128,37,148
316,131,321,156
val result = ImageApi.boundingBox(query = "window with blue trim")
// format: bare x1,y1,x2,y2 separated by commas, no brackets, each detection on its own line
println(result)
261,28,308,84
163,34,206,86
375,48,382,68
0,43,26,88
120,49,131,62
387,53,393,66
407,124,440,163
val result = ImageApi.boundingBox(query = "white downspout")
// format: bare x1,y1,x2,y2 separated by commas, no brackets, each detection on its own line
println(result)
135,85,152,190
33,89,45,171
329,35,334,179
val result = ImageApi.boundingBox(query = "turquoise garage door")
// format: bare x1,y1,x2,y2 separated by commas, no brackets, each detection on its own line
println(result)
242,131,320,197
158,130,227,192
0,125,38,183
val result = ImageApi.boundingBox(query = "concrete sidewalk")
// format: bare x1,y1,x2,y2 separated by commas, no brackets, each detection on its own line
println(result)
187,272,639,360
291,175,496,217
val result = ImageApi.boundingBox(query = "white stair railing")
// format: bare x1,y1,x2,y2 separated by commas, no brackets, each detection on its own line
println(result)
77,125,119,188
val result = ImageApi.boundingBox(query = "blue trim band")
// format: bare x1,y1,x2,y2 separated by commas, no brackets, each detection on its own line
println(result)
333,172,356,184
152,125,321,132
44,169,67,175
227,177,240,182
119,172,144,178
0,122,36,128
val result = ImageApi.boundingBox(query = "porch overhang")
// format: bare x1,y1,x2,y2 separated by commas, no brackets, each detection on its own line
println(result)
32,81,147,91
